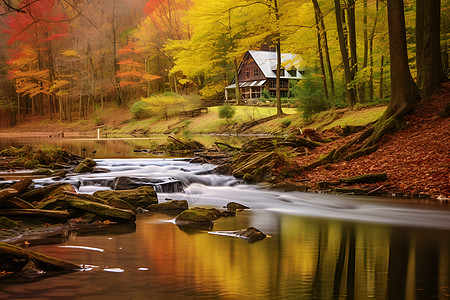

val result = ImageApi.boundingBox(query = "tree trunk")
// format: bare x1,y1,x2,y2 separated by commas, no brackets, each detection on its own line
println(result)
334,0,356,106
234,58,242,104
274,0,283,115
416,0,446,95
379,55,384,99
347,0,358,98
312,0,335,96
314,4,328,98
361,0,368,102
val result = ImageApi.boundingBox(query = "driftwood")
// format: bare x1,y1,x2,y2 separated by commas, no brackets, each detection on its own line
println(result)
0,242,80,276
0,179,32,203
0,209,70,219
214,142,241,151
0,197,36,209
339,173,388,184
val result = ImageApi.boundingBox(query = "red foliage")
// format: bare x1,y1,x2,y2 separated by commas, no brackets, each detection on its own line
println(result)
4,0,68,46
289,83,450,199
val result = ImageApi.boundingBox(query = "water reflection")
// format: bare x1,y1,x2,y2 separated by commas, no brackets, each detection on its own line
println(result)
2,213,448,299
0,135,249,158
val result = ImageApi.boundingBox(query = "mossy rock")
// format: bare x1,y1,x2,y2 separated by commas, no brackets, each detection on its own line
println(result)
73,163,93,173
32,169,52,176
175,207,222,229
146,200,188,212
93,186,157,208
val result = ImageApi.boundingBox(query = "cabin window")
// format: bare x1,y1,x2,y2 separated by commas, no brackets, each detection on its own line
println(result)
288,69,296,77
253,69,259,77
299,70,306,76
280,81,288,89
245,70,250,78
269,80,276,89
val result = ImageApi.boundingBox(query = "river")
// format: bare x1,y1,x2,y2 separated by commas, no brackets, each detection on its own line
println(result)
0,138,449,299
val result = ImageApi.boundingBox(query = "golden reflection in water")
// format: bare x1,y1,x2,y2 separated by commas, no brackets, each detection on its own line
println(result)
136,214,449,299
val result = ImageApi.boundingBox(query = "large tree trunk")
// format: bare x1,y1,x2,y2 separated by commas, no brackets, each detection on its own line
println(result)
334,0,356,106
347,0,359,101
274,0,283,115
416,0,446,96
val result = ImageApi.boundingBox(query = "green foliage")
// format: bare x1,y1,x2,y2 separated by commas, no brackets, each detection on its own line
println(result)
130,100,151,120
260,89,270,100
281,119,292,128
291,75,331,119
218,104,236,121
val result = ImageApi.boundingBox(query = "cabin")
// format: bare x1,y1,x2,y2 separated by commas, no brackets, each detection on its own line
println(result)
224,50,304,102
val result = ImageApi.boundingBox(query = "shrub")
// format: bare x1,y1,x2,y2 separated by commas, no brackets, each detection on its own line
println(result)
131,100,151,120
291,74,331,119
281,119,292,128
218,104,236,122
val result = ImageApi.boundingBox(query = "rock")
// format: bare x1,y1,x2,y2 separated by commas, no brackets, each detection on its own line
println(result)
73,158,97,173
32,169,52,176
51,170,68,177
111,176,184,193
51,162,72,170
226,202,250,211
209,227,267,243
93,186,158,208
20,183,76,203
175,207,222,229
0,217,20,229
221,210,236,217
146,200,188,213
36,192,135,223
92,167,111,173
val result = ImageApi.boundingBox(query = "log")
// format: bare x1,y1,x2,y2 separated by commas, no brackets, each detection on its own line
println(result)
0,197,37,209
168,136,195,149
214,142,241,151
0,179,32,203
20,183,76,203
339,173,388,184
0,242,80,272
0,209,70,219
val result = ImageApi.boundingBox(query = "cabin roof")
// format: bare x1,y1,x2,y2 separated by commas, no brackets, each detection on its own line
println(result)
246,50,304,79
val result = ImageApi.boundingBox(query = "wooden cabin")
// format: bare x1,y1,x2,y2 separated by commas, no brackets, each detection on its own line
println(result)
224,50,304,102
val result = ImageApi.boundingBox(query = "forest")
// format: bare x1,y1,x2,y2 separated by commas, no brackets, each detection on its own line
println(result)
0,0,448,127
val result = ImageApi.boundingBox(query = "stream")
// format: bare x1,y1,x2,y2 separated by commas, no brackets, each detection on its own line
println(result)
0,139,449,299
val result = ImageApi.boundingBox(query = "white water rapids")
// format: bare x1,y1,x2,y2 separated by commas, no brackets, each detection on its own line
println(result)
30,158,450,230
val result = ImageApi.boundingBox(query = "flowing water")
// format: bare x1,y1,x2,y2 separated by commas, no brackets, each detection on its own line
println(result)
0,139,449,299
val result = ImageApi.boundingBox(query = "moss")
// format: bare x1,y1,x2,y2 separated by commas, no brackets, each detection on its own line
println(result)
93,186,157,208
176,207,221,223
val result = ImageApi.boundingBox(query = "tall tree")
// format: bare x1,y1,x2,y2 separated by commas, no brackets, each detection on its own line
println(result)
334,0,356,106
416,0,446,96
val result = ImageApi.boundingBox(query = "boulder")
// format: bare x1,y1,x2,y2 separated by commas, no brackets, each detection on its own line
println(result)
214,163,233,175
93,186,158,208
146,200,188,213
111,176,184,193
226,202,250,211
175,207,222,230
73,158,97,173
